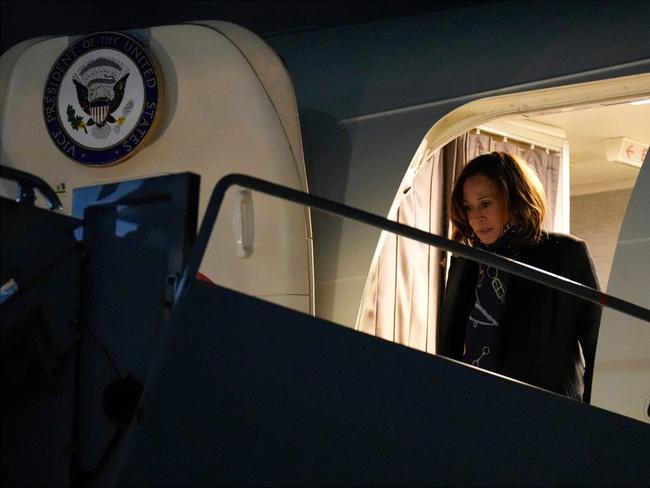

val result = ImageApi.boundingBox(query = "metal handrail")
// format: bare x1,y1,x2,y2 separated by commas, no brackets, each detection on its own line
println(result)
177,173,650,323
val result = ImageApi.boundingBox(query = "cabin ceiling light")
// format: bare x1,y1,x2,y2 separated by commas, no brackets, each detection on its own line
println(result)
630,98,650,106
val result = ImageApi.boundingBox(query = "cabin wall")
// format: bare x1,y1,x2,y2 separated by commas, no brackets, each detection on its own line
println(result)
570,188,634,291
267,0,650,325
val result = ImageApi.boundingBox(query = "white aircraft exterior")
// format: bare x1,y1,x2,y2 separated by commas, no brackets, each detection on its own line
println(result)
1,1,648,425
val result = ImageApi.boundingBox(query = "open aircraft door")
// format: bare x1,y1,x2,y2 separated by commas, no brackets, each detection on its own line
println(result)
0,21,313,313
592,149,650,423
353,75,650,424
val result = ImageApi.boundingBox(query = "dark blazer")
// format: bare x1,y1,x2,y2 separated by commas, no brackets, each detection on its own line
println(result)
437,232,602,403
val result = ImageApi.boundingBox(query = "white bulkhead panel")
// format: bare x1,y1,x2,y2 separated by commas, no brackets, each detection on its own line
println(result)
592,152,650,424
0,23,313,313
189,20,308,193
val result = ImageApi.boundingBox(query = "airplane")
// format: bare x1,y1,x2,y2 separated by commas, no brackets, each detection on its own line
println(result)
1,1,649,485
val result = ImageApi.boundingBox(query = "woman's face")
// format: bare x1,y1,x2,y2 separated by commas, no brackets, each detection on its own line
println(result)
462,173,511,245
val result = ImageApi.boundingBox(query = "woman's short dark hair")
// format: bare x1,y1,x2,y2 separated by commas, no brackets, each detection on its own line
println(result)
449,151,547,246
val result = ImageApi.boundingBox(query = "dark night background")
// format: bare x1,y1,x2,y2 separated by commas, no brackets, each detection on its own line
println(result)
1,0,503,54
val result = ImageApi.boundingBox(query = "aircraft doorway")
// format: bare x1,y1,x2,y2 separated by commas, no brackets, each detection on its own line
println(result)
355,73,650,423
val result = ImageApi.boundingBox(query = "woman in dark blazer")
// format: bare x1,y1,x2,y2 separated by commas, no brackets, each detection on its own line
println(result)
437,152,601,403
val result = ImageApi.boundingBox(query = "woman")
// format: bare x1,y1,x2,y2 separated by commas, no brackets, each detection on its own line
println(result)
437,151,601,403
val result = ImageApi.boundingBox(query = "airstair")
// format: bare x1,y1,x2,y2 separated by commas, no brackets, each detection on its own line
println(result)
1,166,649,486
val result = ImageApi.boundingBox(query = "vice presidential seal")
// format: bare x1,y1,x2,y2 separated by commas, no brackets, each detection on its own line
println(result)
43,31,161,166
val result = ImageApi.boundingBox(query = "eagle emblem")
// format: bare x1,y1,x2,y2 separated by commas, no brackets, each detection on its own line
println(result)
67,56,132,139
44,31,160,166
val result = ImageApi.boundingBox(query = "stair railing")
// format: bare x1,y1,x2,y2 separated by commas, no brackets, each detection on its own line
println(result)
177,173,650,323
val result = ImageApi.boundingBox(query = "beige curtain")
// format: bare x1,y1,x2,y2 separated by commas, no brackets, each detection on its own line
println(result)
355,130,562,353
355,148,444,351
